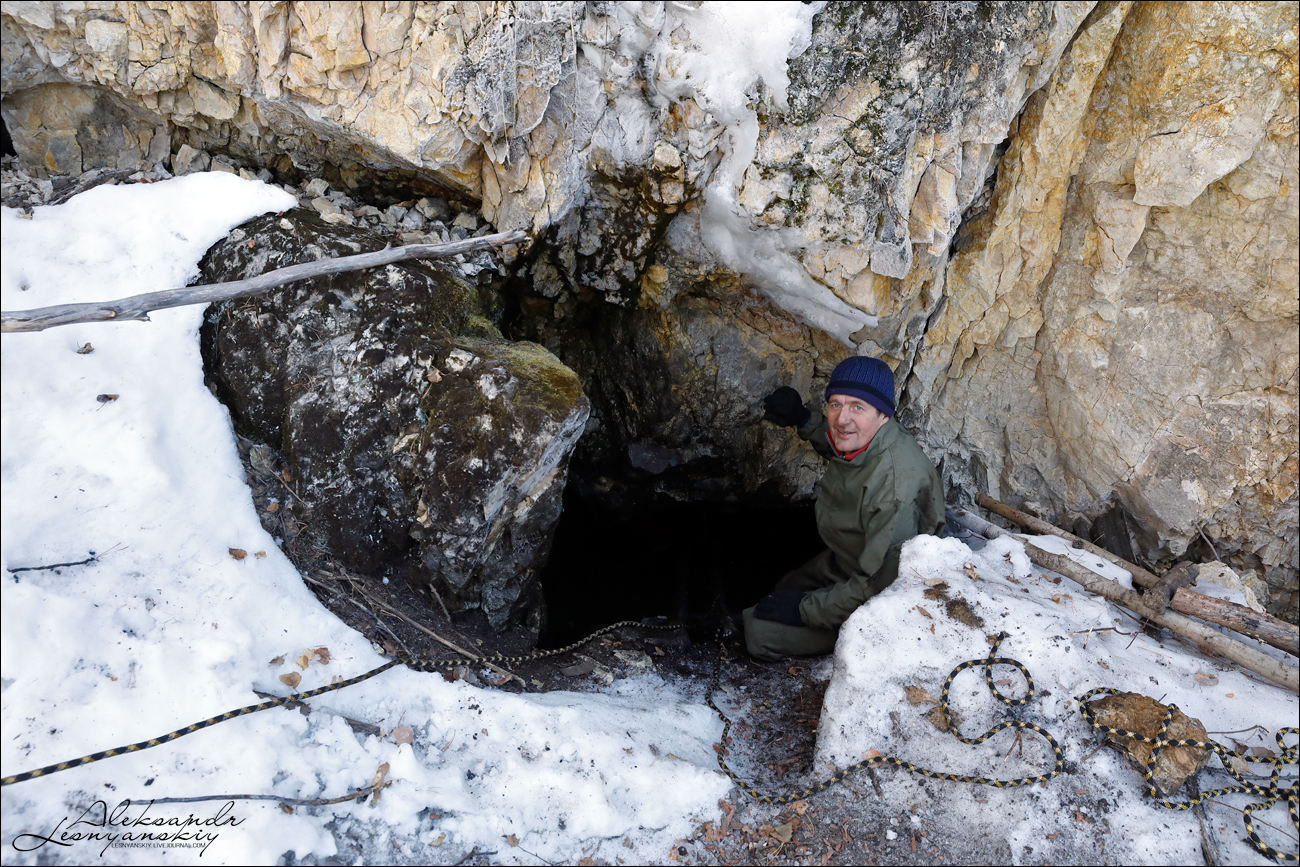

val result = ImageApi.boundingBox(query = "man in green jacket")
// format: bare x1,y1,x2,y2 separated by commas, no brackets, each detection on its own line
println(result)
745,356,945,661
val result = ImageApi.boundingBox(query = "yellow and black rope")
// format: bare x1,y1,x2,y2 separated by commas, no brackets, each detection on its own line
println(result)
8,613,1293,864
0,618,679,787
706,631,1065,804
1078,686,1299,862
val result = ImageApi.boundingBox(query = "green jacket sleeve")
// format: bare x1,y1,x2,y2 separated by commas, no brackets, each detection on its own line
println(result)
798,495,918,630
797,403,835,460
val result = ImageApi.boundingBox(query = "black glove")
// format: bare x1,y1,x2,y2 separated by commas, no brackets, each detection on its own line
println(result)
762,387,811,428
753,590,806,626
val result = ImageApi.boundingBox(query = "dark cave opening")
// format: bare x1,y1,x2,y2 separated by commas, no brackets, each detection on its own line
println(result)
536,484,826,648
0,114,15,158
497,239,836,648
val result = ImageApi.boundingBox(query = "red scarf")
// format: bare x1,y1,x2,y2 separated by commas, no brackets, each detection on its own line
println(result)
826,431,871,462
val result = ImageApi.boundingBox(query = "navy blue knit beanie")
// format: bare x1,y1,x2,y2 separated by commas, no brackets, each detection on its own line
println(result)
824,356,895,417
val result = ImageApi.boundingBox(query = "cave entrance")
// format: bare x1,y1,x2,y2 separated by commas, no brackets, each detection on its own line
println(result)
537,484,825,648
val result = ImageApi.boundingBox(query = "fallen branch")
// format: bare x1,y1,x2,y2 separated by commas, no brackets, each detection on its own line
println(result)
362,594,528,688
974,494,1298,657
138,779,391,806
975,494,1160,585
1169,586,1298,656
950,508,1298,693
301,571,417,659
6,553,97,573
1,229,528,333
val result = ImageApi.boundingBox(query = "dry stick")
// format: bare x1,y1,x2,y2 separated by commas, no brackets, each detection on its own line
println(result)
361,594,528,688
1169,586,1298,656
974,493,1161,586
0,229,529,333
974,494,1299,657
140,780,392,806
301,572,413,658
951,508,1299,693
6,554,97,573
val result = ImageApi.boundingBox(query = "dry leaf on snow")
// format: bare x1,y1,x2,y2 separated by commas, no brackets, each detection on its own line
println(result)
925,705,955,732
229,548,247,560
504,833,519,847
391,726,414,745
904,685,939,706
370,762,390,804
279,672,301,689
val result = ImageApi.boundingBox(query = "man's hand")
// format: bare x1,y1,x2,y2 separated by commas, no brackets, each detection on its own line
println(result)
753,590,806,626
762,387,811,428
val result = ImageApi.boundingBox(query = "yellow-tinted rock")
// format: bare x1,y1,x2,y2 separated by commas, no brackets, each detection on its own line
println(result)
1086,692,1213,797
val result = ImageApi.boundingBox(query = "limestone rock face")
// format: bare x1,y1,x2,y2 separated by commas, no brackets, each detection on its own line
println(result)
200,209,588,628
3,2,1295,614
909,1,1298,610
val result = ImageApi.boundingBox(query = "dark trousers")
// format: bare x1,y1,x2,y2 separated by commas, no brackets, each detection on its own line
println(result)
742,549,842,662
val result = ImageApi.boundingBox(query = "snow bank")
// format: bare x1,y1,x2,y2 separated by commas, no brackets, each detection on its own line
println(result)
817,533,1297,866
1,175,728,865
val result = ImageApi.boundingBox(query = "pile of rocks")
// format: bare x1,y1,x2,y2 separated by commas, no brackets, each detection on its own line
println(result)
1,151,507,284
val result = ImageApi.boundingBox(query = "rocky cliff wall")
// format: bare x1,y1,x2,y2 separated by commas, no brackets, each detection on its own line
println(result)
3,1,1295,615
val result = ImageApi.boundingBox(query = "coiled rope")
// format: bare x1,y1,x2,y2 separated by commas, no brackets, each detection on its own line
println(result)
5,617,1293,862
706,631,1064,804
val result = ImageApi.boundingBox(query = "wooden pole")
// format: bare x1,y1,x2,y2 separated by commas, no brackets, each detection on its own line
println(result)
1170,586,1298,656
975,493,1160,587
950,508,1299,692
973,494,1298,657
1,229,529,333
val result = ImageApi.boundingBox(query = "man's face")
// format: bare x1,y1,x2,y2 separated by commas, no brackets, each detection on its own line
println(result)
826,394,888,454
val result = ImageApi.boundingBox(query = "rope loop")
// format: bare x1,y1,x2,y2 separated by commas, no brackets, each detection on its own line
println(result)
1078,688,1298,861
709,631,1064,804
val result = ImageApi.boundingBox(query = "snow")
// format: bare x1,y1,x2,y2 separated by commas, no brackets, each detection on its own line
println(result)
1,174,729,864
604,1,876,345
818,533,1298,866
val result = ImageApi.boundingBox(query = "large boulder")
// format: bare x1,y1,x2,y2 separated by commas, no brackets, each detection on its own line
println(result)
200,209,588,628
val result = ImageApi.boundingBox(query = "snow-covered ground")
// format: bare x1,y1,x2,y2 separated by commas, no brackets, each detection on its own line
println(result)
819,532,1298,866
1,174,729,865
3,173,1295,866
